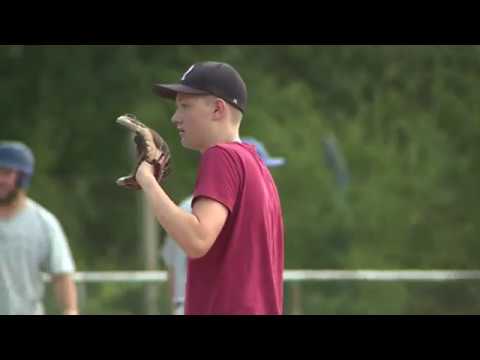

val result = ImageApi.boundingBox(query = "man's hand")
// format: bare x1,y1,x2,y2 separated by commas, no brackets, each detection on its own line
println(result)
136,161,156,189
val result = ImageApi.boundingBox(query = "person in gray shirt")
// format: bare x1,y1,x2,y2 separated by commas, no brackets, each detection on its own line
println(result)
0,141,78,315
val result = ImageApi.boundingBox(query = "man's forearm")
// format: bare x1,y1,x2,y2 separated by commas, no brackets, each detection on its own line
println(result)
142,178,208,258
52,274,78,315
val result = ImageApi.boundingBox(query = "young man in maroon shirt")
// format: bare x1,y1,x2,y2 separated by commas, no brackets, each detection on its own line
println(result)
136,61,285,315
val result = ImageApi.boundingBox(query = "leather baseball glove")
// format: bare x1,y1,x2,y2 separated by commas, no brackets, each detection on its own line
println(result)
116,114,171,190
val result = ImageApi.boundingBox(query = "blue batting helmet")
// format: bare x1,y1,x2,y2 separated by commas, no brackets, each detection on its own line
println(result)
241,137,286,168
0,141,35,188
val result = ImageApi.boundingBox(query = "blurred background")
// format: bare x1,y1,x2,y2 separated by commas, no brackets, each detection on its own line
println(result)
2,45,480,314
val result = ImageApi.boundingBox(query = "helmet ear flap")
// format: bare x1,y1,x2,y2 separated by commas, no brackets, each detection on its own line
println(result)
16,171,30,189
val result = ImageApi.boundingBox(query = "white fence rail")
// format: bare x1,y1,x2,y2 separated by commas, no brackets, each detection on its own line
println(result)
44,270,480,283
43,270,480,314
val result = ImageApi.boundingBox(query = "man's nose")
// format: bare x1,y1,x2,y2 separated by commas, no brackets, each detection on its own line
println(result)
171,112,180,125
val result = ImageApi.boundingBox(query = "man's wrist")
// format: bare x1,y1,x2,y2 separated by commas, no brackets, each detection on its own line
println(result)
141,174,160,192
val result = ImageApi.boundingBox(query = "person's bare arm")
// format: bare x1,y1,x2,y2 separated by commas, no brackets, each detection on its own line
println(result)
51,274,79,315
137,162,228,259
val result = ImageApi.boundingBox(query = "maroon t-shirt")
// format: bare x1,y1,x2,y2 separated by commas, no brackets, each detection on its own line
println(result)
185,142,284,315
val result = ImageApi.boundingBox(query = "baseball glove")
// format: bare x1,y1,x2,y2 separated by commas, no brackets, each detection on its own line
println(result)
116,114,171,190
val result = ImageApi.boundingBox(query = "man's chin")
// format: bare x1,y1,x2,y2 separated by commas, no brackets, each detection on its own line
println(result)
181,138,202,152
181,138,194,150
0,189,19,205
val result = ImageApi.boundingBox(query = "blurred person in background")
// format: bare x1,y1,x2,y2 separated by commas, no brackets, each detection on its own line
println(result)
0,141,78,315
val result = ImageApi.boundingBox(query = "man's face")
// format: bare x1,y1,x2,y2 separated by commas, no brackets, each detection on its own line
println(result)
171,93,215,151
0,167,19,205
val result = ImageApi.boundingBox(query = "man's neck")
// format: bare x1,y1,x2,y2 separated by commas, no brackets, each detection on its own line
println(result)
200,131,241,153
0,192,27,219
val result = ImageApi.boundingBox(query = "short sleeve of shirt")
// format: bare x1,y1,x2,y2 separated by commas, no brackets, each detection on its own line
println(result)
43,213,75,274
192,146,240,213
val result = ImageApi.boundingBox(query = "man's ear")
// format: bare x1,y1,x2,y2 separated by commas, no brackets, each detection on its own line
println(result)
212,98,227,120
13,171,23,189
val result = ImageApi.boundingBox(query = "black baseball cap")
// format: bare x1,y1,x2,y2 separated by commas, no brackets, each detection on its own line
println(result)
153,61,248,113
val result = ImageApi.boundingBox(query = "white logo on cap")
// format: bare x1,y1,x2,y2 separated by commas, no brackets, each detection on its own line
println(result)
181,65,195,81
233,99,238,104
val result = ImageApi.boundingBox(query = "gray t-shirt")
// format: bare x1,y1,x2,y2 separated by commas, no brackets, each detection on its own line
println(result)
0,198,75,315
161,195,192,309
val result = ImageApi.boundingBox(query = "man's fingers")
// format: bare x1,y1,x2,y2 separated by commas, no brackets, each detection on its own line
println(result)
159,153,169,167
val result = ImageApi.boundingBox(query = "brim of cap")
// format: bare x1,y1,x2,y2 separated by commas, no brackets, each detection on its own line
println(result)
264,157,286,168
153,83,209,99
